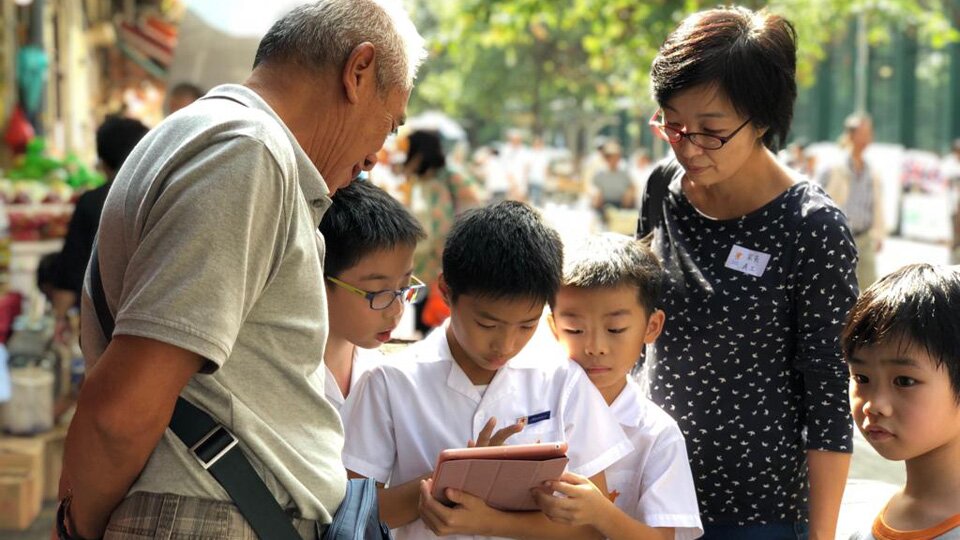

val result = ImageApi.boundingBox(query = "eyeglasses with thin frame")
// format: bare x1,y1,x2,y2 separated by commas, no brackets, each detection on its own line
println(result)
649,111,753,150
325,275,427,310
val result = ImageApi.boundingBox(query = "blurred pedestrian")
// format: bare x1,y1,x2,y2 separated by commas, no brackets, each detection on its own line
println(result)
629,148,654,208
527,135,550,206
640,7,857,538
822,113,884,288
165,82,204,115
404,130,481,334
50,116,149,323
502,129,529,200
944,138,960,264
591,140,634,211
482,146,509,203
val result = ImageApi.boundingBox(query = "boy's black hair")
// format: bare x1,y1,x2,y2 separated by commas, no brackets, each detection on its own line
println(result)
319,180,425,277
651,6,797,151
842,264,960,401
561,233,663,314
97,116,150,172
442,201,562,306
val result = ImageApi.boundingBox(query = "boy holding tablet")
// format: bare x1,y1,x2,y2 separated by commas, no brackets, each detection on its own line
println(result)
536,234,702,539
340,202,632,539
319,180,425,413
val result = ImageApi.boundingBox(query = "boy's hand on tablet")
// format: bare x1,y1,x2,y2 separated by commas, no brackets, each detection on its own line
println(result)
532,471,610,528
467,417,524,447
418,478,498,536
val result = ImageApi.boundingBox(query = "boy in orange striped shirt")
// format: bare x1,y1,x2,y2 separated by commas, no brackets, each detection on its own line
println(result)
844,264,960,540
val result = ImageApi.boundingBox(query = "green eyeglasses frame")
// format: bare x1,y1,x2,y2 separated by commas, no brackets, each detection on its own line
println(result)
325,275,427,310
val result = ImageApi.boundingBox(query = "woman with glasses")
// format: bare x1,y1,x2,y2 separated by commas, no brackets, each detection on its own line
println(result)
637,7,858,540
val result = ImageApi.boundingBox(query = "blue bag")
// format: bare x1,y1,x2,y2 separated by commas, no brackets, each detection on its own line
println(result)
323,478,391,540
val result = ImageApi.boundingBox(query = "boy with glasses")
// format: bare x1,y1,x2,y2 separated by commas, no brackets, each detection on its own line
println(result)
319,180,425,413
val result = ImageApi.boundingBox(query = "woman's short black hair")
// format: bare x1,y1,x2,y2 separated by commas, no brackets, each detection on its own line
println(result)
442,201,562,306
651,6,797,151
842,264,960,402
319,180,425,277
405,130,446,176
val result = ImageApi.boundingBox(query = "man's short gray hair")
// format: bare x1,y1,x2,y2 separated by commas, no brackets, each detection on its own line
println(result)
253,0,426,92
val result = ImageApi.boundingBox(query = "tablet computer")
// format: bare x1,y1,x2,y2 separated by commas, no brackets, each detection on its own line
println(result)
430,442,569,511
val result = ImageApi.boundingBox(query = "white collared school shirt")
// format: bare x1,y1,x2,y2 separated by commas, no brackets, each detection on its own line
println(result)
607,378,703,539
323,347,385,415
340,324,634,540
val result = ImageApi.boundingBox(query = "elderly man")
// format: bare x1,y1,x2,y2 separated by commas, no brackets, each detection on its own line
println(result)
822,113,884,289
56,1,425,538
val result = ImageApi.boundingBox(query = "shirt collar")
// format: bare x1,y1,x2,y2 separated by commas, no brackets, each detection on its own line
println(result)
609,377,647,427
206,84,332,222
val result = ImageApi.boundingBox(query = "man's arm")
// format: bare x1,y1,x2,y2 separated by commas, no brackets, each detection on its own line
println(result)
807,449,850,540
59,335,204,538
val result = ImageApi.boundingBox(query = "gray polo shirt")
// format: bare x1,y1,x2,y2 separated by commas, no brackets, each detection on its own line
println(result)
80,84,346,522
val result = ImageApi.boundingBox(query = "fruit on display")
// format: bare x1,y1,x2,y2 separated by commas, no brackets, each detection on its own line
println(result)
8,210,72,241
0,137,98,241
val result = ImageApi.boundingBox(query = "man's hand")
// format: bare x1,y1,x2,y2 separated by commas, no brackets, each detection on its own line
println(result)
531,472,610,528
418,478,501,536
467,417,524,448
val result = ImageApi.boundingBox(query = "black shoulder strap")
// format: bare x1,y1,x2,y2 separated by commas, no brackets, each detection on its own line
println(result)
89,250,300,538
636,156,681,240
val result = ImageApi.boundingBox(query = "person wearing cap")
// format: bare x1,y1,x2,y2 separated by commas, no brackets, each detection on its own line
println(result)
591,140,636,211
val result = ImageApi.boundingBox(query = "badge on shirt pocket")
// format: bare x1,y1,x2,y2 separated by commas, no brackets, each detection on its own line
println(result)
724,244,771,277
512,411,559,445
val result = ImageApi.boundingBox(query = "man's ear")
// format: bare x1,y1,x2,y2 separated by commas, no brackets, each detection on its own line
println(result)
341,42,376,104
643,309,665,345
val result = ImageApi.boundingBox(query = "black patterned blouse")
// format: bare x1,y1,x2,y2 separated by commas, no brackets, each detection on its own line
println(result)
639,173,857,525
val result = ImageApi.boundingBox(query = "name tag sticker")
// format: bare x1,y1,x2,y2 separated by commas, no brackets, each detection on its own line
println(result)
517,410,551,427
724,244,771,277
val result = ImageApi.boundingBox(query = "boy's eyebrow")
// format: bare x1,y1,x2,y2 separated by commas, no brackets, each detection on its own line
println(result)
604,309,632,317
477,310,540,325
357,271,413,282
847,355,922,367
884,357,921,367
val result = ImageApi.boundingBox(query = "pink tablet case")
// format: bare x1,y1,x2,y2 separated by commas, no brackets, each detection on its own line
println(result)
431,442,569,511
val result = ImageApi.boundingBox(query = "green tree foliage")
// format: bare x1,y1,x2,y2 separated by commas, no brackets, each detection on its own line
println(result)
408,0,957,145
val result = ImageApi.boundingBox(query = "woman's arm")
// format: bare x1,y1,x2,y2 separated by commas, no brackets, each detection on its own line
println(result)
807,450,851,540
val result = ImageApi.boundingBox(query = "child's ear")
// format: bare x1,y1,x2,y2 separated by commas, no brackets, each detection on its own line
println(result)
643,309,665,345
438,273,451,305
546,312,559,339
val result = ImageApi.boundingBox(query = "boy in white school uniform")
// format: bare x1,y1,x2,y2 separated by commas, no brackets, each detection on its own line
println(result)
536,234,702,540
340,201,633,540
319,180,426,413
